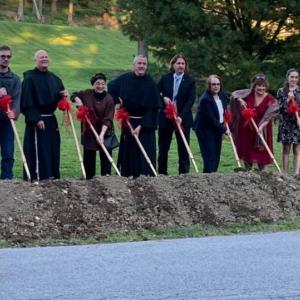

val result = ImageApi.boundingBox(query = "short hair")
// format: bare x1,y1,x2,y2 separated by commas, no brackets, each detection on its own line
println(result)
133,54,147,64
34,49,48,60
206,74,222,91
0,45,11,52
90,73,106,85
250,73,269,92
169,53,189,73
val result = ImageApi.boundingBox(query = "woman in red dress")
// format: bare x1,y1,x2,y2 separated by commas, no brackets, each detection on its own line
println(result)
231,74,277,171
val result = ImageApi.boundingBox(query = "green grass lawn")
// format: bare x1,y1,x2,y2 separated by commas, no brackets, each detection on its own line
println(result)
0,20,287,178
0,20,136,90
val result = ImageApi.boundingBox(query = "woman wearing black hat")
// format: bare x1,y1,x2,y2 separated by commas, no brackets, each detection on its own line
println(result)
71,73,115,179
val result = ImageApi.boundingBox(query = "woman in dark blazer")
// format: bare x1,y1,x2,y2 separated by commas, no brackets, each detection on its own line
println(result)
193,74,229,173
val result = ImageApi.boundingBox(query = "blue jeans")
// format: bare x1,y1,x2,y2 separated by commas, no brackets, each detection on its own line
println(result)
0,120,14,179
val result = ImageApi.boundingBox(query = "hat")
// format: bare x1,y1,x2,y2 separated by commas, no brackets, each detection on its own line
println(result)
90,73,106,85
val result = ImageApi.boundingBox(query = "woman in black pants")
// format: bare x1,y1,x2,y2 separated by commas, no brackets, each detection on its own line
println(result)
72,73,115,179
193,74,229,173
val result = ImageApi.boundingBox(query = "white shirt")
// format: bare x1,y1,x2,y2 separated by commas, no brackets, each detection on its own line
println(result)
215,98,224,123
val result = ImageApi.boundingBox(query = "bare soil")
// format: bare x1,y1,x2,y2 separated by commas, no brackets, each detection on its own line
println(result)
0,172,300,243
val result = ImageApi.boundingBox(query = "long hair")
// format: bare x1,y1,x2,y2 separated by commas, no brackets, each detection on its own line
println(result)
169,53,189,73
283,68,299,96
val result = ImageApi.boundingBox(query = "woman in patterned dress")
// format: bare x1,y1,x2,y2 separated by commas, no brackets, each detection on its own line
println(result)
277,68,300,175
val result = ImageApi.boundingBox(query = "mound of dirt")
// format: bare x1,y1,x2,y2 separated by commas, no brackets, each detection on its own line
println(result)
0,172,299,243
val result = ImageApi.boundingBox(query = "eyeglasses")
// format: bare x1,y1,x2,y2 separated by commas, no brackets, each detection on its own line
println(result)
211,83,220,86
0,55,11,59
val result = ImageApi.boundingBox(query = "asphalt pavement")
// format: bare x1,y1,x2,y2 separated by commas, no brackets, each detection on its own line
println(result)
1,231,300,299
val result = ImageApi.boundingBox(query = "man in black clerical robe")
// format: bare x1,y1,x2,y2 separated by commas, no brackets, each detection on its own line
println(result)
108,55,161,177
21,50,67,181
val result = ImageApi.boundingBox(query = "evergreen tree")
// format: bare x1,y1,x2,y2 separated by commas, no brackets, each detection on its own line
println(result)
116,0,300,90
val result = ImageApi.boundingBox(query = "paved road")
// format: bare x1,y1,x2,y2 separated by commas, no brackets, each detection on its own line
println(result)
1,231,300,300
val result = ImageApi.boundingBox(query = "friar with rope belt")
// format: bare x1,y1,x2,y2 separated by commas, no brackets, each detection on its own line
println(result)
21,50,68,181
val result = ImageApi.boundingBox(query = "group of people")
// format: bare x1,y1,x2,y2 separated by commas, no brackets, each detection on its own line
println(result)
194,70,300,175
0,44,299,181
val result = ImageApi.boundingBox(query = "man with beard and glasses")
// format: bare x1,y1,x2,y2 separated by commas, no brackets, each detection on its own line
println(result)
0,45,21,179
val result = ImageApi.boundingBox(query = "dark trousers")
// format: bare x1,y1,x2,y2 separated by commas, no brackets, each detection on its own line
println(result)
0,120,14,179
158,121,190,175
83,148,111,179
196,132,222,173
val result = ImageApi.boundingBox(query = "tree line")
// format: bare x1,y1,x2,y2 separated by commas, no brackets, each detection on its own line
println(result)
1,0,299,91
116,0,300,91
1,0,113,24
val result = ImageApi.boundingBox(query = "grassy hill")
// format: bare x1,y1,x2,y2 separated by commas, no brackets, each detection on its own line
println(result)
0,20,136,91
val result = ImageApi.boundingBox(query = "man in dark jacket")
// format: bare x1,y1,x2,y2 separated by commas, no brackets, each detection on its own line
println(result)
0,45,21,179
157,53,196,175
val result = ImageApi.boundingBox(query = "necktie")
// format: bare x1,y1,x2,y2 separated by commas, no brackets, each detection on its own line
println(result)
173,76,181,102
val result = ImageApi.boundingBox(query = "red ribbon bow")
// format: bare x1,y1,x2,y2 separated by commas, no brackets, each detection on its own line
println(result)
164,102,185,132
0,95,12,112
241,108,256,120
57,96,72,112
241,108,257,127
115,107,129,128
76,105,90,121
164,102,177,120
287,96,299,115
224,109,232,124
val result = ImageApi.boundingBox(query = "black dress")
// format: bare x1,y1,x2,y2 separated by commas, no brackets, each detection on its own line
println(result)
108,72,160,177
21,68,64,181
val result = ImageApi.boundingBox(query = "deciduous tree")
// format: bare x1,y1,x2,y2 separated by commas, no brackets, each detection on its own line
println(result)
17,0,24,20
117,0,300,90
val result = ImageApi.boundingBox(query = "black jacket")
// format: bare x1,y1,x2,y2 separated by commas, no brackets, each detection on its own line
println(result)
193,90,228,136
158,72,196,128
